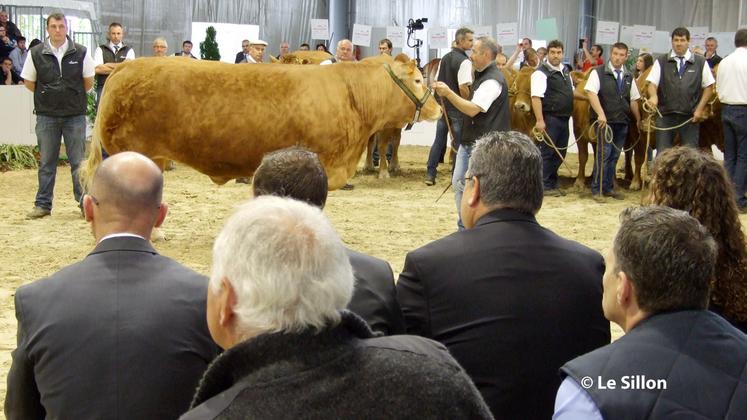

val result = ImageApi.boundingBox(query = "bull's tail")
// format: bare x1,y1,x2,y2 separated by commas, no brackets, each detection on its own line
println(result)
78,120,103,193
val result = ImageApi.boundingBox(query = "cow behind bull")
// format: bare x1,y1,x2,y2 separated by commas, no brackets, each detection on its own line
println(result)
80,55,441,191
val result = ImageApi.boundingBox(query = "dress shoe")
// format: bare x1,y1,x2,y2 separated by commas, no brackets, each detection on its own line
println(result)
341,183,355,190
424,175,436,186
27,206,51,219
603,190,625,200
543,189,563,197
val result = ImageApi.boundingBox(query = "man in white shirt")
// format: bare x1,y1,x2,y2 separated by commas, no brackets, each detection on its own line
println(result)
93,22,135,110
646,27,714,153
425,27,473,186
21,12,95,219
241,39,267,64
584,42,642,201
433,36,510,229
717,29,747,210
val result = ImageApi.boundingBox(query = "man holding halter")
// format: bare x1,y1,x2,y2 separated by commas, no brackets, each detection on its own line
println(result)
584,42,641,201
646,27,714,154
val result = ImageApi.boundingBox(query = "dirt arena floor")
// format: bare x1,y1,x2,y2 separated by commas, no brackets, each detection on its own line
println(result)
2,144,714,413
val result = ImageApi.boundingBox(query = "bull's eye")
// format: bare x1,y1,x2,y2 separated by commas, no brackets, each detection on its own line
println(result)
415,80,421,84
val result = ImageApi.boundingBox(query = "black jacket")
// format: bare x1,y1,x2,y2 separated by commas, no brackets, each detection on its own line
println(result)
181,312,493,420
347,248,405,335
5,237,218,420
397,208,611,419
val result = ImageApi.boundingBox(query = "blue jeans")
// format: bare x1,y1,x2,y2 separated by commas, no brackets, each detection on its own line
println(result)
34,115,86,210
451,143,473,230
427,112,463,178
655,113,699,153
372,143,392,163
722,104,747,207
591,123,629,194
539,115,570,190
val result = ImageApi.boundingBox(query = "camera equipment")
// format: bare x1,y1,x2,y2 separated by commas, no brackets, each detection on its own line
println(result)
406,18,428,68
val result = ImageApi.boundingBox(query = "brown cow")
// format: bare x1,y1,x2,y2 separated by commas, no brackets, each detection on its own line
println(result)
272,50,333,65
82,55,441,190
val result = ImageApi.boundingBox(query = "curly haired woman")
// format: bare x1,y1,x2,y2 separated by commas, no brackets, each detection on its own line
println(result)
646,147,747,332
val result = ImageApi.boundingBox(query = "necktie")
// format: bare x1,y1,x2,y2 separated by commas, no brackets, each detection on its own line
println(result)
113,45,120,54
614,69,623,94
677,56,685,77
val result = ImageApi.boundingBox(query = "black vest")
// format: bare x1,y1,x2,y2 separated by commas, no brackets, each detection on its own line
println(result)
461,63,510,146
561,310,747,420
536,62,574,118
30,38,88,117
95,44,131,88
591,64,634,124
438,48,470,115
656,53,706,116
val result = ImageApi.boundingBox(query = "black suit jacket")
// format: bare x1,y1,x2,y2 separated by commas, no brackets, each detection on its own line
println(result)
235,51,246,64
347,249,405,335
397,209,611,420
5,237,218,420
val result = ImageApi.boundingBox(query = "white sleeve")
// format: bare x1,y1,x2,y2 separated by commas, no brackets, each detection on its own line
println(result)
701,61,715,88
93,46,104,66
20,52,36,82
457,59,472,86
531,71,547,98
82,48,96,78
320,59,332,65
584,69,600,94
126,48,136,60
471,79,502,112
434,61,441,81
630,79,641,101
646,60,661,86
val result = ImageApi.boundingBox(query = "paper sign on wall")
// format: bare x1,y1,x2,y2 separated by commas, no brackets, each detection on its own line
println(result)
310,19,329,40
429,27,449,49
631,25,655,50
620,25,634,46
352,24,372,47
386,26,406,48
595,21,619,45
653,31,671,54
474,26,492,39
688,26,709,50
536,18,558,41
496,22,518,47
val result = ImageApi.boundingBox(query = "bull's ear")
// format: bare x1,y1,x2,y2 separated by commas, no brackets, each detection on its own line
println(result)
394,53,410,64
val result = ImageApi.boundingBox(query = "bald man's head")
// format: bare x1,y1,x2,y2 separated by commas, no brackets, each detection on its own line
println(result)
89,152,163,220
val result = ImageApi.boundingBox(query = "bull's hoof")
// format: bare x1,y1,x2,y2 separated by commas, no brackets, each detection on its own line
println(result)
573,178,587,191
377,170,390,180
363,165,377,174
629,179,642,191
388,164,401,175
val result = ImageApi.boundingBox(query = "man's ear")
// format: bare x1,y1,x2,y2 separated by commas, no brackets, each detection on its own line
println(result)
154,202,168,228
83,194,95,222
617,271,634,308
219,277,238,327
467,176,481,208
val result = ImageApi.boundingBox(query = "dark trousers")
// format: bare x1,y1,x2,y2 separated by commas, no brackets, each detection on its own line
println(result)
591,123,629,194
427,112,463,178
723,104,747,207
539,115,570,190
655,113,700,154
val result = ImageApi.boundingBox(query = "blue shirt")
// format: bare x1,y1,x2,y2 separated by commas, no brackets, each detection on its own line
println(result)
553,377,603,419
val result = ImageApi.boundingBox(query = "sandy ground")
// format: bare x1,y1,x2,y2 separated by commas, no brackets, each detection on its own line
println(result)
0,145,684,414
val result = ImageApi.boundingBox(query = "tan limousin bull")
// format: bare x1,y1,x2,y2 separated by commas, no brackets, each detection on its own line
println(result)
82,54,440,190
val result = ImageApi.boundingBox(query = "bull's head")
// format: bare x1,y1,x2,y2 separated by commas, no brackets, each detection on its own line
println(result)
512,66,535,114
388,53,442,123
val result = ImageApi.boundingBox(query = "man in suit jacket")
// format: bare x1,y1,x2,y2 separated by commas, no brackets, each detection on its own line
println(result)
250,146,405,335
5,152,218,420
397,131,611,419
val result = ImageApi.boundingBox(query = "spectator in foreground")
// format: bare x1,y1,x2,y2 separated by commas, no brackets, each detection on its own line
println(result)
181,196,492,419
555,206,747,419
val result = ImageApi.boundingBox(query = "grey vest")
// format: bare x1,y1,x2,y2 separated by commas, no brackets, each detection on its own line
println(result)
536,62,574,118
656,53,706,116
592,64,634,124
437,48,470,115
30,38,88,117
561,310,747,420
462,62,510,145
95,44,131,88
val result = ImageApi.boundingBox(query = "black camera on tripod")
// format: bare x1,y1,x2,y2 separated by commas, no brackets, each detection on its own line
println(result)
407,18,428,31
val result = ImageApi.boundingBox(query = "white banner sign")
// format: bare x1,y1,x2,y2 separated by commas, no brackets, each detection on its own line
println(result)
429,27,449,49
688,26,709,50
595,20,620,45
653,31,671,54
352,24,372,47
496,22,518,47
310,19,329,40
474,25,492,39
386,26,406,48
620,25,634,46
631,25,656,50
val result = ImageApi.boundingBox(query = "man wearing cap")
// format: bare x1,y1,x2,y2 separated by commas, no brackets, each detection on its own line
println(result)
240,40,266,64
